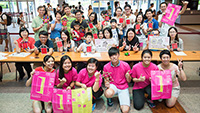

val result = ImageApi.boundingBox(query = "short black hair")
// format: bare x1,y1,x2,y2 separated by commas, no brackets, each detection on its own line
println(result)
159,50,171,59
0,6,2,12
55,11,62,16
19,27,29,38
57,4,60,6
101,10,107,16
108,47,119,57
110,19,117,24
43,55,55,67
37,6,44,10
145,9,153,14
78,2,81,4
19,12,23,15
150,3,154,6
74,21,80,26
39,31,48,37
85,32,93,38
75,9,83,15
107,2,110,5
141,49,152,58
124,4,131,9
160,2,168,7
87,58,99,68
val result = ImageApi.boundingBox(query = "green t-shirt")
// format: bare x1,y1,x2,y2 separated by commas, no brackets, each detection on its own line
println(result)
32,16,48,41
61,15,76,39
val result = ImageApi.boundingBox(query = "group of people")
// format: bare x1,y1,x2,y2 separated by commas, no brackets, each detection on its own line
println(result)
0,1,189,113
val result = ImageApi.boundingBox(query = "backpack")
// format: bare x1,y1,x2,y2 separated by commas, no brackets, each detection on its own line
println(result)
1,13,12,26
17,18,20,25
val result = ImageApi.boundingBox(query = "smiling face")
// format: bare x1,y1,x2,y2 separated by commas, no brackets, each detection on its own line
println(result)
110,53,119,64
160,4,167,13
104,30,111,39
111,22,117,29
20,30,28,38
127,30,135,39
37,7,45,16
85,35,92,43
169,28,177,38
43,57,54,70
116,8,122,16
61,32,68,41
136,15,143,23
87,63,97,75
146,11,153,20
98,31,103,39
89,14,95,22
142,53,152,65
39,34,48,44
161,54,171,65
56,13,61,21
62,59,72,71
125,6,131,15
64,7,71,15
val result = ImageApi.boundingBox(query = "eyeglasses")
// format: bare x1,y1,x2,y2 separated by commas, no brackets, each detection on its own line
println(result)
125,8,130,11
40,36,47,39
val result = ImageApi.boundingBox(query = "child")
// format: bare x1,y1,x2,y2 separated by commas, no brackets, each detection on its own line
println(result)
103,27,118,47
26,55,55,113
76,58,103,111
110,19,123,46
55,55,77,89
71,21,82,47
100,10,110,29
77,32,96,53
103,47,131,113
98,30,104,39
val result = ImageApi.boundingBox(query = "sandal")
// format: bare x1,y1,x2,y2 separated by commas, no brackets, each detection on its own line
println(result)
147,99,156,108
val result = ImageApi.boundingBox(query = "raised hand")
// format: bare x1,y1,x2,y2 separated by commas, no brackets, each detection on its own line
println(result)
95,71,101,80
182,1,189,6
177,58,183,70
132,43,139,51
139,74,145,82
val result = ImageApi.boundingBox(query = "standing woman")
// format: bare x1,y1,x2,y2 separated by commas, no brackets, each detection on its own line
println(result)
26,55,55,113
56,30,75,52
14,28,35,81
75,58,103,111
158,50,186,107
55,55,77,89
133,14,147,50
50,11,63,50
168,27,184,51
131,49,158,110
88,12,101,35
88,5,93,17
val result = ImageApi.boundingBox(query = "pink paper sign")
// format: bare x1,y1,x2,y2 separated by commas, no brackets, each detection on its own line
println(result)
151,70,172,100
52,88,72,113
161,3,182,26
30,71,55,102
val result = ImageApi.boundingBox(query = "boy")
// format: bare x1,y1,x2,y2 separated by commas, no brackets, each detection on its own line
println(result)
103,47,131,113
72,21,82,47
77,32,95,53
110,19,123,46
34,31,53,55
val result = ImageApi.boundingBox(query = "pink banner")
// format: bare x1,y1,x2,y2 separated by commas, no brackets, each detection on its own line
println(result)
151,70,172,100
30,71,55,102
52,89,72,113
161,3,181,26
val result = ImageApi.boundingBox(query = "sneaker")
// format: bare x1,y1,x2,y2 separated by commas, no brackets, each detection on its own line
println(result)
147,99,156,108
92,103,96,111
107,98,113,107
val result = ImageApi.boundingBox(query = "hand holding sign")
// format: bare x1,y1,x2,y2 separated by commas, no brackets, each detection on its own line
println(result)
59,77,67,84
41,48,47,54
57,41,63,48
81,84,87,89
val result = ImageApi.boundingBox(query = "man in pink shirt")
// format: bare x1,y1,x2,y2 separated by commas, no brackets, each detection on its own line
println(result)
103,47,131,113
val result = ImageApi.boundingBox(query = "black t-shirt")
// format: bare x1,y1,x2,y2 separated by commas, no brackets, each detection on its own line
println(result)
34,39,54,52
71,19,88,32
119,36,140,51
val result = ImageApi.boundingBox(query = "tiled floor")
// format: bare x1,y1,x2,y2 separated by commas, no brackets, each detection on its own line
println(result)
0,24,200,113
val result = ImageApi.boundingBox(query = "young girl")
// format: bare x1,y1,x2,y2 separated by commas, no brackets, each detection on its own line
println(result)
54,55,77,89
14,28,35,81
103,27,117,47
88,12,101,35
75,58,103,111
133,14,147,50
98,30,104,39
56,30,75,52
168,27,184,51
158,50,186,107
26,55,55,113
119,28,139,52
131,49,158,110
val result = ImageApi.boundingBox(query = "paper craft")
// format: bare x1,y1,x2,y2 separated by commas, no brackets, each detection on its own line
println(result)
126,19,130,24
161,3,181,26
105,16,110,21
52,89,72,113
149,36,169,50
119,18,123,23
95,39,115,52
72,88,92,113
8,52,31,57
41,48,47,54
136,24,140,30
89,23,93,29
57,41,63,48
148,34,153,41
174,51,187,56
172,43,178,49
0,56,7,60
61,17,68,26
81,53,101,58
0,52,8,56
93,33,98,39
148,23,153,29
30,71,55,102
86,46,92,52
151,70,172,100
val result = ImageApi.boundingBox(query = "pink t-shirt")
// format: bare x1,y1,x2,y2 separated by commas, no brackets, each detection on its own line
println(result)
103,61,131,90
76,68,102,87
131,62,159,90
54,67,78,89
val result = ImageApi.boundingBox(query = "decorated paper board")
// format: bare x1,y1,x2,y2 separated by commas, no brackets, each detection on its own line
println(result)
149,36,169,50
95,39,115,52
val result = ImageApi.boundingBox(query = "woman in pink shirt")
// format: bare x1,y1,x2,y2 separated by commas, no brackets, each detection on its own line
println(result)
75,58,103,111
158,50,186,107
131,49,158,110
54,55,77,90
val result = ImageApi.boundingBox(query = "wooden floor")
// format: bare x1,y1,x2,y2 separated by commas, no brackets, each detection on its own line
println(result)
151,101,186,113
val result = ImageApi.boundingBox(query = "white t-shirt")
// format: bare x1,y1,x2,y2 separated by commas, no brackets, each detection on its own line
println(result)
158,14,174,37
111,28,120,46
0,13,7,29
77,41,96,52
124,14,136,35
